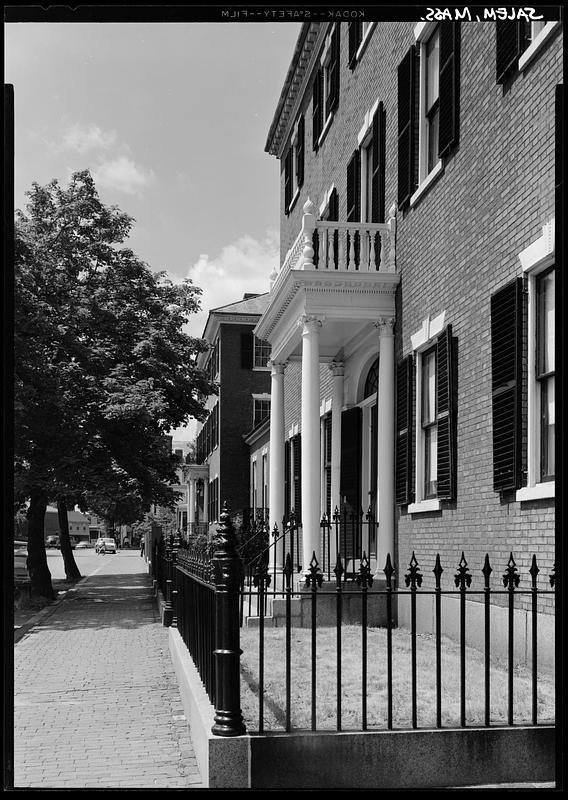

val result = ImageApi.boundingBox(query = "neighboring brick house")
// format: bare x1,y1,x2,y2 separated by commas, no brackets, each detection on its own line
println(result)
191,294,272,537
251,17,561,640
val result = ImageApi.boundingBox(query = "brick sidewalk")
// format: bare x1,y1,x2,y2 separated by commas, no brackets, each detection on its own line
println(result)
13,562,204,789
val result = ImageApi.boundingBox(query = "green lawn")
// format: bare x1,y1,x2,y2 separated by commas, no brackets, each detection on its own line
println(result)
239,625,555,732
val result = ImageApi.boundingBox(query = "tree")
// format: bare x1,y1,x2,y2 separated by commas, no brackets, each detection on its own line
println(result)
14,170,216,598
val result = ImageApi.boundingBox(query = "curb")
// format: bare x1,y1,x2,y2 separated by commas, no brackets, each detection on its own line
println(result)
14,576,89,644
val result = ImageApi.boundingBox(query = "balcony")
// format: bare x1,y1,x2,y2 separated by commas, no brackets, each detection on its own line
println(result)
256,199,399,362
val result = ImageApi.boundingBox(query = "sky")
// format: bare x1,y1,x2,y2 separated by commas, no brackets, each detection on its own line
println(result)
5,18,302,441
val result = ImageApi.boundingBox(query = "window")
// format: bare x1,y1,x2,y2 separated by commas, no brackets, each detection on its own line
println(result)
537,269,555,481
357,101,386,224
207,339,219,382
208,477,219,523
403,317,456,512
348,21,376,68
284,116,305,214
253,397,271,428
398,23,460,207
516,221,555,501
323,415,332,517
496,20,561,82
254,336,271,368
252,459,257,512
262,453,269,512
312,24,340,150
241,331,254,369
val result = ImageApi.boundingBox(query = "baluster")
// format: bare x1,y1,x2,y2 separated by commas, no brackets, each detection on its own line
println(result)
338,228,347,270
377,232,383,270
369,231,377,271
348,228,356,270
318,227,326,270
361,229,369,271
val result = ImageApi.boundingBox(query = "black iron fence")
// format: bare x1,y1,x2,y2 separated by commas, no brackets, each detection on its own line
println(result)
164,505,556,739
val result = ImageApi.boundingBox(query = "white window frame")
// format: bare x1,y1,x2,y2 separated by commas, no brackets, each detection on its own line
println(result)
317,25,337,147
518,21,561,73
411,21,444,207
355,21,377,63
252,393,271,428
408,311,446,514
357,99,380,224
516,220,555,502
251,457,257,512
253,335,271,370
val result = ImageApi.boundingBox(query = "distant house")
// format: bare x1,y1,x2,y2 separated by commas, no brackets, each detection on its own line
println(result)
188,293,272,537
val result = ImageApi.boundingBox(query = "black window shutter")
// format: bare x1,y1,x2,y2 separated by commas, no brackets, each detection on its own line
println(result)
329,187,339,221
284,148,292,213
293,434,302,523
340,407,362,513
346,149,361,222
284,439,291,519
438,23,460,159
241,331,253,369
436,325,457,500
312,69,323,150
397,46,416,208
491,278,523,491
396,355,414,505
328,24,340,116
348,21,362,68
496,21,522,84
296,115,305,189
371,102,386,223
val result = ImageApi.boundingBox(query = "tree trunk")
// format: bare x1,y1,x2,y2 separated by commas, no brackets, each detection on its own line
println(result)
57,499,82,582
27,489,55,599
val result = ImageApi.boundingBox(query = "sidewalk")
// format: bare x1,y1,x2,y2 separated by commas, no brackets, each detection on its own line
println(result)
13,560,205,790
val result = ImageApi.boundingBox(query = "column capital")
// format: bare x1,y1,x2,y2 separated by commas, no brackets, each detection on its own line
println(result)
268,359,288,375
328,361,345,377
298,314,325,334
375,317,395,337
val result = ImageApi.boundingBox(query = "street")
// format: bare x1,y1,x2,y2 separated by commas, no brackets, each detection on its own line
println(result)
45,548,142,580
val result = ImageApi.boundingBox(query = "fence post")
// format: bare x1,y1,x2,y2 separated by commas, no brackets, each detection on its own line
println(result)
163,533,174,627
171,531,181,628
211,503,246,736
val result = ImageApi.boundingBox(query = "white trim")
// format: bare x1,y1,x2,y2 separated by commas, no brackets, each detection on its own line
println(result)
414,20,438,42
355,21,377,63
410,160,443,207
317,113,333,148
252,393,271,401
516,482,555,502
518,21,561,73
519,220,555,274
357,97,380,147
408,499,441,514
411,311,446,352
288,187,300,215
319,184,336,216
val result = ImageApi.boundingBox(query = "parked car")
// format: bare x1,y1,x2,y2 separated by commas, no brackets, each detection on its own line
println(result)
95,537,117,554
46,535,60,549
14,540,29,581
75,541,92,549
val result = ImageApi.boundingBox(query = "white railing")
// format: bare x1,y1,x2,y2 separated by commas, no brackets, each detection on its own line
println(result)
271,199,396,291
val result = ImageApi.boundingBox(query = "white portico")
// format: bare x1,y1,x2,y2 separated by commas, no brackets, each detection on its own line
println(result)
255,199,399,577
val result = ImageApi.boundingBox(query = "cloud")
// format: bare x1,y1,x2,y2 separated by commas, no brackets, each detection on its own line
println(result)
61,123,118,153
183,231,279,337
92,156,154,195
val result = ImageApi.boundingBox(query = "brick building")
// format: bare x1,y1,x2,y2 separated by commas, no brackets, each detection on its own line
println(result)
190,294,271,537
251,17,560,641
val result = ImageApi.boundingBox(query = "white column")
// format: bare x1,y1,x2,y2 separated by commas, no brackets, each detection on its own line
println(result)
329,362,344,565
300,314,323,574
188,478,196,530
375,318,395,576
268,361,287,570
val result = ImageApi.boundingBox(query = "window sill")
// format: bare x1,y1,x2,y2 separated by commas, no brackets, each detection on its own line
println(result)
407,499,441,515
317,112,334,150
253,366,270,372
288,188,300,215
354,22,376,65
518,21,561,73
516,482,555,502
410,160,443,207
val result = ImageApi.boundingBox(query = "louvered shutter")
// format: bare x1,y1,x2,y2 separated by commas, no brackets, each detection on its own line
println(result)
312,69,323,150
346,150,361,222
348,21,362,67
397,47,416,208
284,148,292,213
293,434,302,523
436,326,456,500
284,439,291,519
327,24,340,115
329,187,339,221
491,278,523,491
396,355,414,504
496,21,522,84
438,23,460,158
241,331,253,369
371,102,385,223
340,407,362,513
296,116,305,189
325,415,332,516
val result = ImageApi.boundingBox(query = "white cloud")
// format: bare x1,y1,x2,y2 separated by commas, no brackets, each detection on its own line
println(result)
92,156,154,195
184,231,279,338
61,123,118,153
